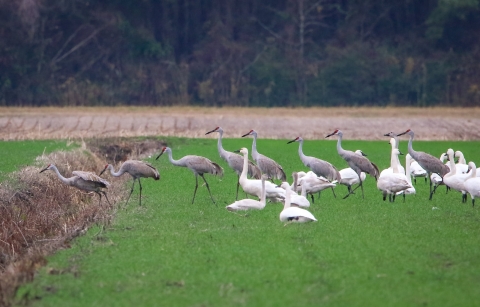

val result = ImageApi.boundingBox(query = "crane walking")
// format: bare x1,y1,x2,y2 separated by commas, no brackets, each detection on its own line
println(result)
99,160,159,206
206,126,261,200
287,136,340,198
242,130,286,181
325,130,379,199
397,129,449,200
40,164,111,205
156,147,223,205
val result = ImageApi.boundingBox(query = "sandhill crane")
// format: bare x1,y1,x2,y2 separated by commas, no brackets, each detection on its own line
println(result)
431,152,449,194
325,130,379,199
296,171,336,203
236,147,285,201
40,164,111,205
206,126,261,199
279,182,317,225
377,148,411,202
339,150,366,195
241,130,286,181
464,162,480,207
397,129,449,200
226,174,268,212
99,160,159,206
287,136,340,197
156,147,223,204
443,148,470,203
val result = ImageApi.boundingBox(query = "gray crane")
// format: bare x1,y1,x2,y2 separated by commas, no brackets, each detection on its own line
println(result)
241,129,286,181
288,136,340,198
205,126,261,200
99,160,159,206
325,130,379,199
397,129,449,200
156,146,223,204
40,164,111,205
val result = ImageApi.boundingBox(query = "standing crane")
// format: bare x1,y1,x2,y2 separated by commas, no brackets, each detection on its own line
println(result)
397,129,449,200
241,130,286,181
40,164,111,205
339,150,367,195
325,130,379,199
287,136,340,198
99,160,159,206
205,126,261,199
156,147,223,205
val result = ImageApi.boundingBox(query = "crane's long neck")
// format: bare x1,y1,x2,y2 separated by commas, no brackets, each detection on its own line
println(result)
298,140,308,165
216,131,228,160
108,164,125,177
407,134,417,159
166,150,183,167
260,178,266,205
51,165,71,185
336,134,347,157
251,133,259,161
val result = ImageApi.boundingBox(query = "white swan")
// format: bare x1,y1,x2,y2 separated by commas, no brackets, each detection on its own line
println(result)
237,147,285,201
226,174,268,211
288,172,311,208
377,148,411,202
380,138,405,177
443,148,470,202
279,182,317,224
454,150,469,174
297,171,336,203
397,154,416,195
463,162,480,207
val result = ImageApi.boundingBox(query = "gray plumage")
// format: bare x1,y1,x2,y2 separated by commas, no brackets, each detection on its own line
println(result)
40,164,111,205
398,129,449,200
206,127,261,200
99,160,159,206
325,130,379,199
156,146,223,204
287,136,340,181
242,129,286,181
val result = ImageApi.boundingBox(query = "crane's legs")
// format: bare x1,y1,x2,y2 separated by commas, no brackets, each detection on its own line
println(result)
330,187,337,198
125,179,136,207
343,173,364,199
96,191,111,206
192,175,199,204
200,174,216,205
428,173,434,200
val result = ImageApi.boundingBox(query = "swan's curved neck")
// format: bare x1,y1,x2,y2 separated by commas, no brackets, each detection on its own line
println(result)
283,185,291,209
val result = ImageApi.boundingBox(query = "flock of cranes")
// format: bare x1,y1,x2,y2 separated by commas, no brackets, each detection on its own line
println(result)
39,128,480,225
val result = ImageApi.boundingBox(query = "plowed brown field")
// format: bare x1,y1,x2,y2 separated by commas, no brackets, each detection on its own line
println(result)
1,106,479,140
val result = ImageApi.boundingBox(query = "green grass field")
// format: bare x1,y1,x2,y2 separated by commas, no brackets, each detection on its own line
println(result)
14,137,480,307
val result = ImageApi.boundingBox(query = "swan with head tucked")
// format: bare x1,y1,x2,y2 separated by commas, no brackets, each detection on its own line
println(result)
279,182,317,225
226,174,268,211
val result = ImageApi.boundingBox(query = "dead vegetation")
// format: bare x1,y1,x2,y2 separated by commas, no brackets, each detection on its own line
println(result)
0,148,129,307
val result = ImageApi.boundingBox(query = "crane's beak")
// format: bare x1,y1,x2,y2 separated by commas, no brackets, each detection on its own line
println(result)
241,132,250,137
39,167,48,173
325,132,335,138
156,151,164,160
99,168,107,176
397,130,408,136
287,138,297,144
205,128,216,135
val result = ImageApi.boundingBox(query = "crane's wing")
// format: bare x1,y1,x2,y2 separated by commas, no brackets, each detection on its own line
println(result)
257,154,286,181
72,171,110,187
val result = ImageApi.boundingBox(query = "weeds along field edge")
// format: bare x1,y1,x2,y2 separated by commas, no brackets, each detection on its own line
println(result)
11,137,480,307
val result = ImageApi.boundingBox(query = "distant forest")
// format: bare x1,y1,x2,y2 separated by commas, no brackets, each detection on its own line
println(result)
1,0,479,107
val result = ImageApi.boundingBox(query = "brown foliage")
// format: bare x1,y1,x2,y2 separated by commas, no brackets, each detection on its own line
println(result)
0,149,128,306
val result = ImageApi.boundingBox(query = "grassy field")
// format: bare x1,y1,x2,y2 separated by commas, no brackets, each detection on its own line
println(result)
15,136,480,307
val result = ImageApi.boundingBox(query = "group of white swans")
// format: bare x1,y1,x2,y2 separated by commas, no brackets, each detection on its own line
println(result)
39,127,480,226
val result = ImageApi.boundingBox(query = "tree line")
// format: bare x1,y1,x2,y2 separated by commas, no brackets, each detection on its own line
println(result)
1,0,479,107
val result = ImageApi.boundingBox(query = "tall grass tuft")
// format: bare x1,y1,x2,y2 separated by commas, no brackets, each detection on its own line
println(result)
0,149,128,306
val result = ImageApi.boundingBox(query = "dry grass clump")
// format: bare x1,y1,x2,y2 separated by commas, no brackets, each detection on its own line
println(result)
0,149,128,306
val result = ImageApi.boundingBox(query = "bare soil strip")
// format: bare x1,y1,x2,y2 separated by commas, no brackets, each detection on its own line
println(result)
1,107,479,140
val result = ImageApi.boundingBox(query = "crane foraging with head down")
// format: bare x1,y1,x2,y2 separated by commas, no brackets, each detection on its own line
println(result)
40,164,111,205
99,160,159,206
156,147,223,205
